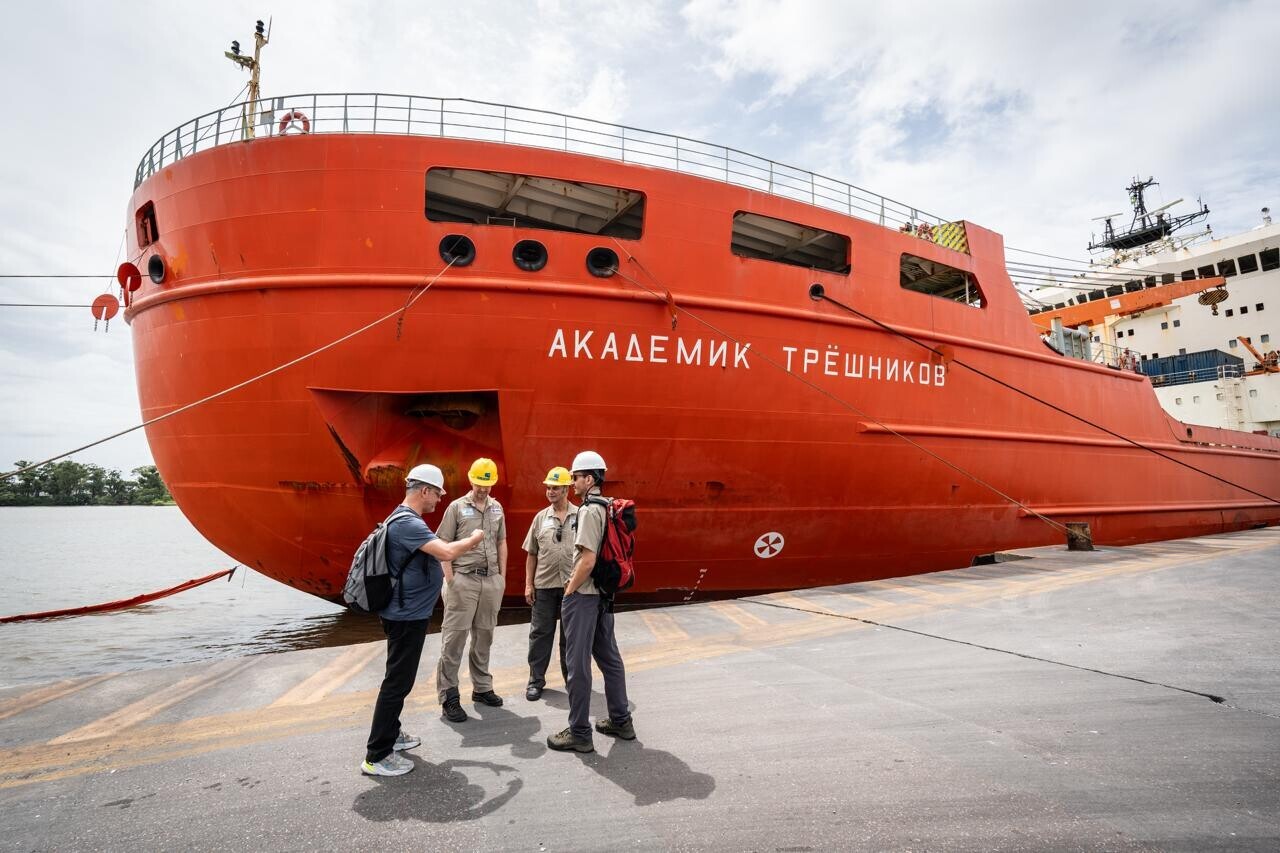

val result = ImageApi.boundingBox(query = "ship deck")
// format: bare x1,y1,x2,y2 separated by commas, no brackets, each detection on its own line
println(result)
2,529,1278,850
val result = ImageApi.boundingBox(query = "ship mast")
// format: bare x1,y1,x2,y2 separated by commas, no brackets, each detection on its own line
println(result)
224,19,270,140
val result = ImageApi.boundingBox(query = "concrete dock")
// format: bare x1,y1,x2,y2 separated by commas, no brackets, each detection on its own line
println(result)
1,529,1278,851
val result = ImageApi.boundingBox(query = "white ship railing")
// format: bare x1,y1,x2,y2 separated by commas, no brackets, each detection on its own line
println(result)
1148,364,1243,388
133,93,948,230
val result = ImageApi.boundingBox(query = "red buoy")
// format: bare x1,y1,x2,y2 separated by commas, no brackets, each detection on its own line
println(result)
117,262,142,291
91,293,120,331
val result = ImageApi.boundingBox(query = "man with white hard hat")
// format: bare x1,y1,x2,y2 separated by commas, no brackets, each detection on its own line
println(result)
435,457,509,722
362,463,484,777
547,450,635,753
521,466,576,701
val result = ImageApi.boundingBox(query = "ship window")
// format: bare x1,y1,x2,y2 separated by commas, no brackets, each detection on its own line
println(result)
135,201,159,247
732,212,850,273
1179,348,1187,355
1257,303,1265,312
1241,306,1249,315
1197,265,1216,278
1218,259,1238,278
1152,352,1159,358
1263,334,1271,343
1162,273,1175,284
1181,269,1196,281
1193,395,1200,403
1173,319,1181,327
1238,254,1259,274
1175,397,1183,405
1161,322,1168,330
1127,329,1134,337
1226,309,1234,317
1250,389,1259,398
425,168,644,239
1216,392,1224,400
1260,248,1279,271
1228,340,1237,348
899,254,983,307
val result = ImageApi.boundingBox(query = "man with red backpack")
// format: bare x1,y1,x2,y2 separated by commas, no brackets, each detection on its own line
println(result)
547,450,635,753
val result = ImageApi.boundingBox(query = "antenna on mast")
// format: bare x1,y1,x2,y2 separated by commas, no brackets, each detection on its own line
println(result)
224,18,271,140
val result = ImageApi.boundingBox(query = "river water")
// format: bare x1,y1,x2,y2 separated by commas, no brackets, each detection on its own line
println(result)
0,506,396,689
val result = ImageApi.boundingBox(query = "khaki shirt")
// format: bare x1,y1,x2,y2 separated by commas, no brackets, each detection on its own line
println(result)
438,493,506,575
522,505,578,589
572,492,607,596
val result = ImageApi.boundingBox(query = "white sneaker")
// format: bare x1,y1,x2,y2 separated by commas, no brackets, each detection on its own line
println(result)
361,752,414,776
393,731,421,751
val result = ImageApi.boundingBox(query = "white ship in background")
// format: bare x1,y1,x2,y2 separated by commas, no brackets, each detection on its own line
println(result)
1022,177,1279,436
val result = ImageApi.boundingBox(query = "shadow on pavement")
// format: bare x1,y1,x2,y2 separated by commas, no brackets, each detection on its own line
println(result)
461,704,547,759
577,738,715,806
352,757,522,823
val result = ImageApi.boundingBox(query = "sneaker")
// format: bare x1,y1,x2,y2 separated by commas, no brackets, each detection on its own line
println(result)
361,752,414,777
472,690,504,707
546,727,594,753
442,697,468,722
595,717,636,740
393,731,421,751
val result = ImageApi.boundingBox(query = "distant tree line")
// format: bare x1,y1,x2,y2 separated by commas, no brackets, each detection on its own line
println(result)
0,462,174,506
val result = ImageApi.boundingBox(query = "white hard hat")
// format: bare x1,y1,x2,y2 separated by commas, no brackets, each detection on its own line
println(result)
405,463,445,491
570,450,607,473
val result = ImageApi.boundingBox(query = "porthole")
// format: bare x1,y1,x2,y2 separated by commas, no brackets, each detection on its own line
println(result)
513,240,548,272
439,235,476,267
586,247,619,278
147,254,166,284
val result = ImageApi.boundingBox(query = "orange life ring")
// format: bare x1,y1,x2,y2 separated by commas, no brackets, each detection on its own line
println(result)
278,110,311,135
916,223,934,241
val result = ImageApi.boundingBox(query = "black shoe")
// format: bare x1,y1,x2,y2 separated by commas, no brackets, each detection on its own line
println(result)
472,690,504,707
442,697,468,722
525,686,543,701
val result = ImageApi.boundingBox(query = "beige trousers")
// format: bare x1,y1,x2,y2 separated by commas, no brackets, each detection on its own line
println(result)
435,571,505,702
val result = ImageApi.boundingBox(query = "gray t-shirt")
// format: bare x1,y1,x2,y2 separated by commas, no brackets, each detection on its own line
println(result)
379,508,443,621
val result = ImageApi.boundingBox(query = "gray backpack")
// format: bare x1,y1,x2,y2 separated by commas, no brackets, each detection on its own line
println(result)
342,506,416,613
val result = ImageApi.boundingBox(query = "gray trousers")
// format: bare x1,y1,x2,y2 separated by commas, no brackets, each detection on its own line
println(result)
528,587,568,690
561,592,630,739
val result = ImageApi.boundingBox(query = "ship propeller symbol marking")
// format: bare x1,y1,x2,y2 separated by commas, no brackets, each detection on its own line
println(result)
754,532,785,559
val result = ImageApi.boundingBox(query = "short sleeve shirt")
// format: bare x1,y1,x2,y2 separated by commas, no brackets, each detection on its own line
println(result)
522,505,578,588
378,507,443,621
437,493,506,574
572,493,607,596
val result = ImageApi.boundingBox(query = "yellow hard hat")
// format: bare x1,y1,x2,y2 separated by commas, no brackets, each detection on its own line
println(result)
543,466,572,486
468,457,498,487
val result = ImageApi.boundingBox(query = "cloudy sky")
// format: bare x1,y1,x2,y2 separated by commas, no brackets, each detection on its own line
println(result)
1,0,1275,474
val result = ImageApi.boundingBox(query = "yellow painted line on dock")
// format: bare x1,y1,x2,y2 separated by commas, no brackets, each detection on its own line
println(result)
269,643,383,708
762,592,832,614
706,600,768,630
0,674,115,722
48,659,255,745
860,579,949,602
640,610,690,643
2,534,1274,790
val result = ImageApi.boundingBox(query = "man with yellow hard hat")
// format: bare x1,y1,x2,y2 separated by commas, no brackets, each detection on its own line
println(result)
435,457,508,722
520,466,576,701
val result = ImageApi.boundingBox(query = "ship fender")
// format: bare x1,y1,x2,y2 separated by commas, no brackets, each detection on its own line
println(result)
278,110,311,135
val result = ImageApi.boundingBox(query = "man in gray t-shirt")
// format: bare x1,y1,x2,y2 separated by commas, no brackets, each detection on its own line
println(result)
361,464,483,778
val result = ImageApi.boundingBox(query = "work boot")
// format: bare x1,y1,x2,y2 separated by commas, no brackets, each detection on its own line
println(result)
594,717,636,740
547,727,594,753
472,690,504,707
442,697,468,722
525,685,543,701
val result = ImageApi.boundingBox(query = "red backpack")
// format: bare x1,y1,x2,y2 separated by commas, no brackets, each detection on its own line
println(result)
584,496,637,605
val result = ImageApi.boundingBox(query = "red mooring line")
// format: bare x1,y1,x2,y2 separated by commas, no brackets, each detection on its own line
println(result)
0,568,237,623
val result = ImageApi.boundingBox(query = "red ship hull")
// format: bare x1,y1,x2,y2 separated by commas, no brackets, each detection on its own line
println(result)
123,119,1280,603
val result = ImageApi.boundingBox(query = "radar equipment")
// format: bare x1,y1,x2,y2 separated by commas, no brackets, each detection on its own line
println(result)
1087,177,1209,256
224,18,271,140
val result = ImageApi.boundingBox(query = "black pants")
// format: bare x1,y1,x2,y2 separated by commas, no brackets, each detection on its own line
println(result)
527,587,568,689
365,617,429,763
